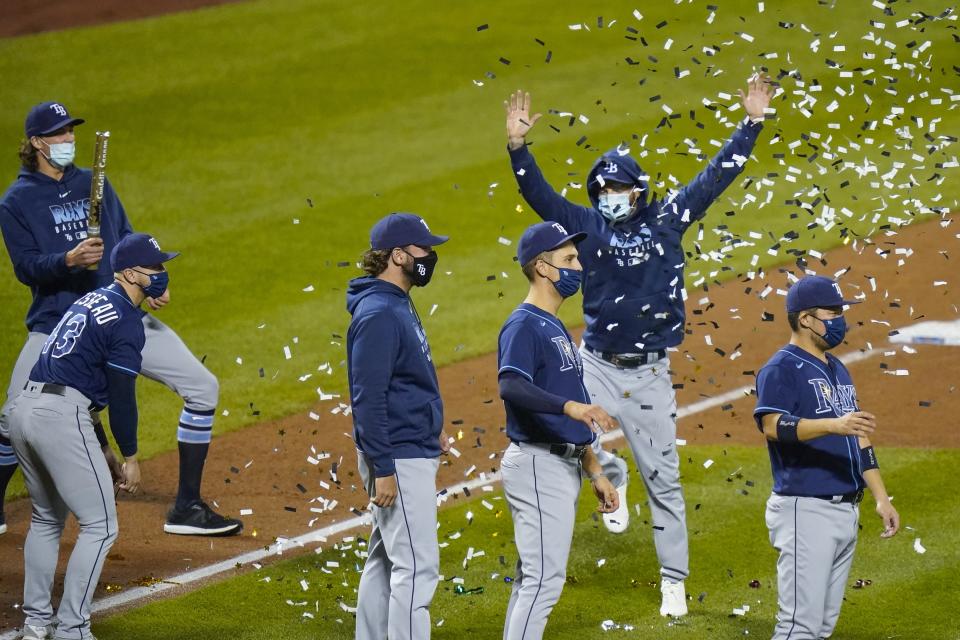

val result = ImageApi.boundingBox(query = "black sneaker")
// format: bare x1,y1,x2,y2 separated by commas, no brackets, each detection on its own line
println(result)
163,501,243,536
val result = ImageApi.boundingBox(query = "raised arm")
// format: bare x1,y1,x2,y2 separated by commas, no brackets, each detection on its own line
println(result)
667,73,773,230
504,90,591,231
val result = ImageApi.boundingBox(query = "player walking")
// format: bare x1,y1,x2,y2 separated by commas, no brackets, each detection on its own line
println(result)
754,275,900,639
0,101,239,536
498,221,619,640
347,213,450,640
503,75,773,616
7,233,175,640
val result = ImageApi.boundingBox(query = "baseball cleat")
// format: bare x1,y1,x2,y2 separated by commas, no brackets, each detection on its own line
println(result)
164,500,243,537
18,623,55,639
660,579,688,617
602,484,630,533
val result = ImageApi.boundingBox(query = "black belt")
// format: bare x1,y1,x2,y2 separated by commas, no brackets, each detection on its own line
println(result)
812,490,864,504
549,443,586,459
586,345,666,368
25,382,66,397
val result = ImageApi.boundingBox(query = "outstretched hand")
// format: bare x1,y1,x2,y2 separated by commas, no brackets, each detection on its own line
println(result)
738,72,774,120
505,90,542,150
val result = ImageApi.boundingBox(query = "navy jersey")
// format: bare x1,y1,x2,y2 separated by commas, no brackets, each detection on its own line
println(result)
30,283,145,409
509,120,761,354
498,303,593,445
0,166,133,333
754,344,865,496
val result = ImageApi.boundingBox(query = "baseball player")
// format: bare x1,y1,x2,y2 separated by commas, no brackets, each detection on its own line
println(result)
0,101,239,536
498,221,620,640
347,212,450,640
503,74,773,615
7,233,175,640
754,275,899,639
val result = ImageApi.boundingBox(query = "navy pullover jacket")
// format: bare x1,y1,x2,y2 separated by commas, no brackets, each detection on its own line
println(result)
0,165,133,333
509,119,762,354
346,276,443,477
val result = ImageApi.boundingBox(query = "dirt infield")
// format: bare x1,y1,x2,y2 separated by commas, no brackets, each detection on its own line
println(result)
0,215,956,630
0,0,247,39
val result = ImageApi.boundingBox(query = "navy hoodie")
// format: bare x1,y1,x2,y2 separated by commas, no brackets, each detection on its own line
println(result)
346,276,443,476
509,119,762,353
0,165,133,333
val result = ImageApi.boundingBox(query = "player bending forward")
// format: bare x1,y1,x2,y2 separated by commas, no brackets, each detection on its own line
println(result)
7,233,175,640
754,275,900,639
498,221,619,640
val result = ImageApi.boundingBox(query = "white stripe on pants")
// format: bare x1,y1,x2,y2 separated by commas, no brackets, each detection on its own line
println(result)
8,387,118,640
580,348,689,581
501,442,581,640
766,494,859,639
355,454,440,640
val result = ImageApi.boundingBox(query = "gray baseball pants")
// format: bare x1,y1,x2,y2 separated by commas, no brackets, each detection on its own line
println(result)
501,442,582,640
8,383,118,640
766,494,859,639
1,315,218,440
356,454,440,640
580,348,689,582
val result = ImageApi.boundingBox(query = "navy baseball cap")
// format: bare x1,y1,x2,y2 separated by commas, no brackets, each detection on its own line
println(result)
110,233,180,272
25,101,85,138
370,212,448,250
517,221,587,266
785,275,861,312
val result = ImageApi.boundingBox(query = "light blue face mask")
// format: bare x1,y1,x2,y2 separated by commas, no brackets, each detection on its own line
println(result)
40,140,75,170
598,191,635,222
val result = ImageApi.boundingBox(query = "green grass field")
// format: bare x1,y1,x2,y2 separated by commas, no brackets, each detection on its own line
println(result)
1,0,956,482
92,446,959,639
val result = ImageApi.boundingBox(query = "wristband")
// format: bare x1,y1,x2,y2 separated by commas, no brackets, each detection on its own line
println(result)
860,446,879,471
776,414,801,443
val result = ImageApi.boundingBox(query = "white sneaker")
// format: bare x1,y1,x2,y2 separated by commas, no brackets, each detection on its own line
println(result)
602,484,630,533
660,579,688,617
19,623,55,640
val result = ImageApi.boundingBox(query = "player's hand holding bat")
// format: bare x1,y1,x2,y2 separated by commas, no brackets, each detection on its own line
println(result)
831,411,876,437
373,475,398,508
505,89,542,150
65,237,104,269
119,456,141,495
563,401,618,434
102,446,123,484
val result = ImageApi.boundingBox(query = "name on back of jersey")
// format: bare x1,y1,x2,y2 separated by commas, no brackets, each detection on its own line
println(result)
74,291,120,325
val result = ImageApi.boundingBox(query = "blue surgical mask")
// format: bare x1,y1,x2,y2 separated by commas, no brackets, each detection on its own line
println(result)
598,192,635,222
134,269,169,299
812,315,847,349
40,140,75,170
542,260,582,298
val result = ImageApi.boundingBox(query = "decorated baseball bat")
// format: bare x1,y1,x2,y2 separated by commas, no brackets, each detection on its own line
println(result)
86,130,110,271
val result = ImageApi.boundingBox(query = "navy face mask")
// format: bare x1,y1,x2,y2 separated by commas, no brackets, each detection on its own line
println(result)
810,314,847,349
134,269,169,299
542,260,582,298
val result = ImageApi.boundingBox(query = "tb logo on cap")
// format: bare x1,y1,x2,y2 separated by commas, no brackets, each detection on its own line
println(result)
832,282,842,296
604,162,619,174
149,237,162,251
50,103,67,117
551,223,568,235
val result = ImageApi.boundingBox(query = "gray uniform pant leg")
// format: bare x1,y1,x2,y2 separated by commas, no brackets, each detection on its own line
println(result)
9,390,118,639
581,349,689,581
766,495,859,640
139,315,219,412
0,332,49,438
501,443,581,640
356,455,440,640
